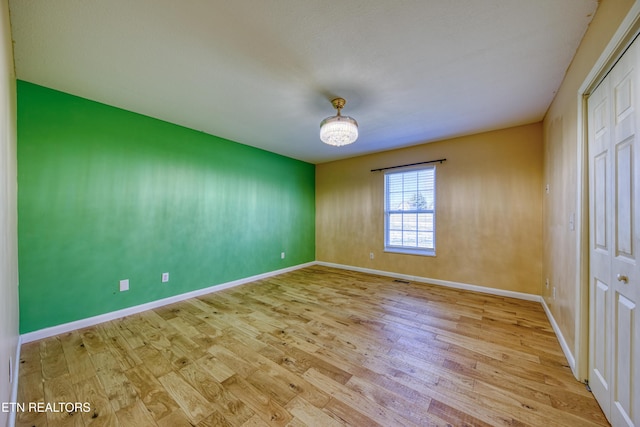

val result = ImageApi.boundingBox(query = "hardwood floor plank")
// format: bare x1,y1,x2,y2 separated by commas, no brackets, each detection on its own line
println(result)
427,398,494,427
195,352,236,384
16,266,607,427
391,370,524,427
178,361,255,426
157,371,213,425
42,375,83,427
221,374,292,427
80,327,109,354
241,349,330,409
74,375,120,426
208,344,259,378
91,350,137,412
471,379,607,427
196,410,235,427
451,358,554,407
323,397,383,427
257,332,353,385
262,325,323,355
18,341,42,377
239,414,271,426
113,316,147,350
61,331,97,384
165,333,207,370
40,337,69,380
15,372,47,427
115,399,158,427
435,330,542,364
166,316,202,338
549,392,611,424
302,367,419,427
345,375,442,426
284,396,343,427
124,365,178,421
133,343,174,379
156,408,201,427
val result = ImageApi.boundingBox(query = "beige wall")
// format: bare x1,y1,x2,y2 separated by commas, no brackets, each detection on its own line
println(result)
317,123,543,295
0,0,19,424
542,0,634,367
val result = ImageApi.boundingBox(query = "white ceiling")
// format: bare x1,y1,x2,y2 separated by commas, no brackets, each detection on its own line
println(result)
9,0,598,164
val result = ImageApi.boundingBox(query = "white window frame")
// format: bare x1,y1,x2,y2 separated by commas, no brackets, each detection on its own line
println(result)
384,166,436,256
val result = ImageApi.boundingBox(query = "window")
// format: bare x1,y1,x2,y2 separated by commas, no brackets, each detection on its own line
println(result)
384,167,436,256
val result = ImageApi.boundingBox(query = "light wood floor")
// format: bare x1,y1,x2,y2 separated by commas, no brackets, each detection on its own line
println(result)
16,266,608,427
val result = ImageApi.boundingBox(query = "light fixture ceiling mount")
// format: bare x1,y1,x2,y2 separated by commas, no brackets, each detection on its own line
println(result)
320,97,358,147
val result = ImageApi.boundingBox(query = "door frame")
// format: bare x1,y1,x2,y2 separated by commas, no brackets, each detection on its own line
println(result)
575,0,640,381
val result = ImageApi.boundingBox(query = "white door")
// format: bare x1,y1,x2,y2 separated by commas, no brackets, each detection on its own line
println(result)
588,37,640,427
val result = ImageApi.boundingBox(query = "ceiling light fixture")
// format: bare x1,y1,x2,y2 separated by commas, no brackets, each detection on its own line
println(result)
320,97,358,146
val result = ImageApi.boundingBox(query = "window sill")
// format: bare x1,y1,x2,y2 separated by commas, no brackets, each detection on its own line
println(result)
384,247,435,257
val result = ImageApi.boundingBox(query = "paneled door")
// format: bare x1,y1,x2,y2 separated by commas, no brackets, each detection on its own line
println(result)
588,37,640,426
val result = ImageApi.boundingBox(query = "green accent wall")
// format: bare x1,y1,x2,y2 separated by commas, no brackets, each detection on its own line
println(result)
17,81,315,333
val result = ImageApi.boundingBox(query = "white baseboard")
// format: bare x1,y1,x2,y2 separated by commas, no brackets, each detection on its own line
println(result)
15,259,579,421
8,335,22,427
316,261,541,302
19,260,576,379
20,262,315,343
19,261,545,343
540,297,576,375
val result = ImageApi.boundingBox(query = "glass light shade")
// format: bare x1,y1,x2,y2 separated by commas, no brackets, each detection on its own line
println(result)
320,115,359,146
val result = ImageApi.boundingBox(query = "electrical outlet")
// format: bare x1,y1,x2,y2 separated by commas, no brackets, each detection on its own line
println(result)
162,272,169,283
370,252,374,260
119,279,129,292
545,278,549,289
545,184,550,194
281,252,285,259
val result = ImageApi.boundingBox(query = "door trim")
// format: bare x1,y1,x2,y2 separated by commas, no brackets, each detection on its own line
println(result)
576,0,640,381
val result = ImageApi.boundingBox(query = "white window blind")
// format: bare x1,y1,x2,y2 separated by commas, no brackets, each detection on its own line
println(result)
384,167,435,255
